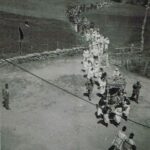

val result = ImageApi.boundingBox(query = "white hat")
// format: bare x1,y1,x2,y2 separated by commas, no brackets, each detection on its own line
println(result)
115,68,119,71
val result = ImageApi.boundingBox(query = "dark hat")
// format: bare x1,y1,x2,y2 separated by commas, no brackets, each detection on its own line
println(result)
129,133,134,139
137,81,140,84
5,83,8,88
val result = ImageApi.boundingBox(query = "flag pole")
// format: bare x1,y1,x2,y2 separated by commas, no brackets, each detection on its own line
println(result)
18,26,24,55
140,1,150,52
19,39,22,55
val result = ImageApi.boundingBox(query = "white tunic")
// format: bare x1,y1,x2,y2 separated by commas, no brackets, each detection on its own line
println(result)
87,69,94,79
91,41,99,56
74,24,78,32
97,106,103,116
99,79,106,94
83,61,89,71
98,70,103,77
104,113,109,124
85,62,92,74
113,70,120,77
89,56,94,64
122,139,135,150
83,50,90,59
104,38,110,50
94,63,100,77
112,130,127,149
123,104,130,117
85,32,91,41
114,107,122,124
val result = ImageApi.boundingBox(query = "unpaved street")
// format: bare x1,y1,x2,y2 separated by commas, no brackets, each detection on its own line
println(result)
0,56,150,150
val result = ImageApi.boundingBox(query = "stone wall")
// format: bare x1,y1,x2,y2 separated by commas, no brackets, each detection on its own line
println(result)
113,0,148,5
0,47,85,64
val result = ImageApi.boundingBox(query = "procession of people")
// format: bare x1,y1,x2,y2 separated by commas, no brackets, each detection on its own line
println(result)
66,1,110,68
66,2,142,149
66,1,142,131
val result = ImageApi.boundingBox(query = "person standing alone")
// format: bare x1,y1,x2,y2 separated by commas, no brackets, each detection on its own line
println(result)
131,81,142,103
2,83,10,110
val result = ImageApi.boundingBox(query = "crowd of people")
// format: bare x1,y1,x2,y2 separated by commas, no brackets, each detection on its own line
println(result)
66,1,111,68
66,2,141,149
84,64,134,127
82,56,141,128
66,0,141,131
1,1,145,150
66,0,111,29
81,44,141,149
82,63,141,150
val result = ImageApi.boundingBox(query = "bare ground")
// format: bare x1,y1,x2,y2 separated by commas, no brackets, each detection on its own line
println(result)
0,56,150,150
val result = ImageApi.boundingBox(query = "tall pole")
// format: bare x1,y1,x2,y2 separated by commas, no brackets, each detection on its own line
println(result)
19,26,24,54
140,1,150,52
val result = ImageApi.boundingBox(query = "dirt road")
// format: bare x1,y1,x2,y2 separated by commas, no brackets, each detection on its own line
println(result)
0,56,150,150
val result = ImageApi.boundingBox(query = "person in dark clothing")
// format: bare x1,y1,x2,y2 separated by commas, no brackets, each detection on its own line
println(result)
85,79,94,101
130,81,141,103
101,104,111,127
101,72,107,81
2,83,10,110
95,98,106,118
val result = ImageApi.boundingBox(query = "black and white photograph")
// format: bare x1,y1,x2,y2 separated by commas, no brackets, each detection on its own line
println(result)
0,0,150,150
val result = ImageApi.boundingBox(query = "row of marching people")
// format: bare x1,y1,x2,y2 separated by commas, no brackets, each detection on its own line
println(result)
66,1,111,42
83,51,108,100
66,1,110,69
83,59,122,101
66,0,112,25
84,27,110,58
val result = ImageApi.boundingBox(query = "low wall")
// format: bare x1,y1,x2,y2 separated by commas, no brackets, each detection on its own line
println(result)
0,47,85,64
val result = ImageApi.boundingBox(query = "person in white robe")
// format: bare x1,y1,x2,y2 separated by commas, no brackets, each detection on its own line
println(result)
99,35,105,54
114,106,123,125
110,126,127,150
97,68,104,84
83,60,92,75
123,101,130,120
93,61,100,78
85,30,91,41
99,78,107,95
83,49,90,62
104,37,110,53
96,104,105,118
87,67,94,80
113,68,121,79
91,42,99,62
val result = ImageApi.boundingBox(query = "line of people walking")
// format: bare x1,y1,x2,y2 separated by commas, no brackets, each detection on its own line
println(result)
66,0,112,31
